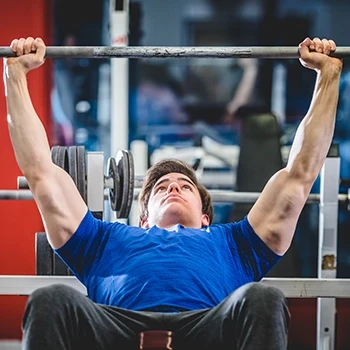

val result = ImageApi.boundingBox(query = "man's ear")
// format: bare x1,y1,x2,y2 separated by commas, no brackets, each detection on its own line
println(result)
141,218,149,228
202,214,210,227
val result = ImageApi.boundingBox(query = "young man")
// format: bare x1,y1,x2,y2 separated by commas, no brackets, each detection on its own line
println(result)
4,36,342,350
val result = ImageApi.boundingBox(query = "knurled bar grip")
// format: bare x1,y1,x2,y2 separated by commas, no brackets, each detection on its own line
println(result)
0,46,350,59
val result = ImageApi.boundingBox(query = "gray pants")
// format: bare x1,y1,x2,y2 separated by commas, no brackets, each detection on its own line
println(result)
21,282,290,350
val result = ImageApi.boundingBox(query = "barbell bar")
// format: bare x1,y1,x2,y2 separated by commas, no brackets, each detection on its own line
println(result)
1,188,349,205
18,174,144,190
18,174,350,199
1,46,350,59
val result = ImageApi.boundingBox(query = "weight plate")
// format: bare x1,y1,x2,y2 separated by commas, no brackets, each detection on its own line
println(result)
116,150,130,218
51,145,60,165
57,146,69,171
35,232,53,275
107,157,119,211
124,150,135,219
76,146,87,203
68,145,78,188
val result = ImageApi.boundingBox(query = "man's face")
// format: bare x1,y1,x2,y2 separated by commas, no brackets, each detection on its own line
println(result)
141,172,209,229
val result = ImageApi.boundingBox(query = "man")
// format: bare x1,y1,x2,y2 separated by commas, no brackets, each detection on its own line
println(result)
4,36,342,350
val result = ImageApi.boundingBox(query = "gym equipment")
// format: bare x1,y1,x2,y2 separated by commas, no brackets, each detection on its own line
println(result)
1,45,350,59
7,147,350,219
0,144,346,349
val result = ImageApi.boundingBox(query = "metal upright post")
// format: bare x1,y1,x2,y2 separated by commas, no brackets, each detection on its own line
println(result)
109,0,130,223
317,143,340,350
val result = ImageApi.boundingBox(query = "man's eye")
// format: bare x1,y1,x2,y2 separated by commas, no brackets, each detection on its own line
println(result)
157,186,166,192
182,185,191,190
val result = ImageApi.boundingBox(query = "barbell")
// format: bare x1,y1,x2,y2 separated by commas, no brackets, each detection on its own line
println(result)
1,145,350,219
0,45,350,59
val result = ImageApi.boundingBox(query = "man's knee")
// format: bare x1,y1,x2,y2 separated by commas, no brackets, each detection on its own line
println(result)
226,282,288,312
240,282,285,302
27,283,83,309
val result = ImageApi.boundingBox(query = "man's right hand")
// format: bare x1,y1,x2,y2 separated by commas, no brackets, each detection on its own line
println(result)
298,37,342,74
4,37,46,75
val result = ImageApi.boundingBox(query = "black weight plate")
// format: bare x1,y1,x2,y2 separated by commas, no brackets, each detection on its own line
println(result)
35,232,53,275
51,145,60,165
57,146,69,171
68,146,78,187
107,157,120,211
116,150,130,218
124,150,135,219
76,146,87,203
53,252,70,275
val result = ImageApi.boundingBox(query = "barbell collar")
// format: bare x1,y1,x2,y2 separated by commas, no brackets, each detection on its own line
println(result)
17,176,28,190
1,46,350,59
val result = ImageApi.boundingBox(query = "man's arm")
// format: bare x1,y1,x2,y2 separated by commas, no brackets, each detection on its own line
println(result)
4,37,87,249
247,37,343,255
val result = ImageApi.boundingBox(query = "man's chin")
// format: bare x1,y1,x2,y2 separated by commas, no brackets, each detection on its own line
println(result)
158,207,187,224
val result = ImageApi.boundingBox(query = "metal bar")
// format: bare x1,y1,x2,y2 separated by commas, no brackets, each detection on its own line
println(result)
1,46,350,59
1,188,348,204
1,276,350,297
18,175,145,190
16,176,350,204
0,190,33,200
317,147,340,350
0,276,86,295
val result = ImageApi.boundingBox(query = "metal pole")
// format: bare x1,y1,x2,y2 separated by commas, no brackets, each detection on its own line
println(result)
15,176,350,204
317,144,340,350
0,46,350,59
109,0,130,225
0,190,34,200
1,188,348,205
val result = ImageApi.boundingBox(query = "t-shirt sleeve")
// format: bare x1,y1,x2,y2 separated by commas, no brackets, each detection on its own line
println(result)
226,216,283,280
54,210,115,284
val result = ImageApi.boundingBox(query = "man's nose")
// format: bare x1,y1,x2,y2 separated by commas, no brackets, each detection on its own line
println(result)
167,182,180,193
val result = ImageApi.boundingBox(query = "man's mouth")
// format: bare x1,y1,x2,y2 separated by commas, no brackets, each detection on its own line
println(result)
163,194,183,203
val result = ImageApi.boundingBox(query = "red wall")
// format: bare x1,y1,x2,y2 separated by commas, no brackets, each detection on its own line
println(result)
0,0,53,339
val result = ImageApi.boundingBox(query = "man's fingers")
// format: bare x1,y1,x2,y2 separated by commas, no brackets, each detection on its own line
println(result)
8,37,46,62
24,37,35,54
10,39,18,53
33,37,46,60
300,37,337,57
312,37,323,52
16,38,26,56
329,39,337,53
300,37,315,51
299,37,312,57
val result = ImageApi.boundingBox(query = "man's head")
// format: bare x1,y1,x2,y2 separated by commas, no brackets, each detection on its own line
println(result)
138,159,214,228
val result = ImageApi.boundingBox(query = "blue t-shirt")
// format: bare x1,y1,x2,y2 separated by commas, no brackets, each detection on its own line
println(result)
56,210,282,311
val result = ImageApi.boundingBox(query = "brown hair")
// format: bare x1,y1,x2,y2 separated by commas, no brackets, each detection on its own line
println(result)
138,158,214,225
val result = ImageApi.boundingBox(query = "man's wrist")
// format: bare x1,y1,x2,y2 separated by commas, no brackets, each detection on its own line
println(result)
5,63,27,82
318,61,343,78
